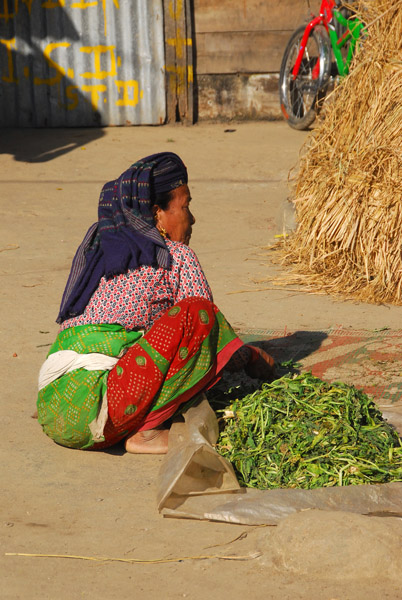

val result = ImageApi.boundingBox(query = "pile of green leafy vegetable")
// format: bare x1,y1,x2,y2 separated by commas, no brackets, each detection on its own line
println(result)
215,372,402,489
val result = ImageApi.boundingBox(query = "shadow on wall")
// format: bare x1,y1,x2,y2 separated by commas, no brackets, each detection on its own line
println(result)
0,1,105,160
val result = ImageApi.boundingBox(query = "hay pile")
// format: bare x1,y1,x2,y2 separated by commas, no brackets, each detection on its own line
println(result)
279,0,402,304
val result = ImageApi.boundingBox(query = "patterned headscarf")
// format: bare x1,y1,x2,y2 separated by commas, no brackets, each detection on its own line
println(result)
57,152,188,323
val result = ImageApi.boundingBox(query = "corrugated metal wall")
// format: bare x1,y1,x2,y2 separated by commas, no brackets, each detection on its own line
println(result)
0,0,166,127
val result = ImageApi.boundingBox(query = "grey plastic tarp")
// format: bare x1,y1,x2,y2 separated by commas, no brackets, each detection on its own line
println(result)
157,396,402,525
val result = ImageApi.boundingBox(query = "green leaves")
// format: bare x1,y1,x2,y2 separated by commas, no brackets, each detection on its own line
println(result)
216,373,402,490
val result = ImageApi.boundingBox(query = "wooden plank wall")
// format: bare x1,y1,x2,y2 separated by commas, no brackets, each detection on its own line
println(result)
164,0,194,123
164,0,322,122
194,0,321,74
192,0,321,121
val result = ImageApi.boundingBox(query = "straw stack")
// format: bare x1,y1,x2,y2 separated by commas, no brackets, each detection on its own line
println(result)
279,0,402,304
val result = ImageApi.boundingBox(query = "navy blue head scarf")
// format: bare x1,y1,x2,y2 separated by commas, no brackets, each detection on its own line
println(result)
57,152,188,323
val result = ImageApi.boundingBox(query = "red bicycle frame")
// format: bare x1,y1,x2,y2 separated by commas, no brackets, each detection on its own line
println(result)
291,0,337,81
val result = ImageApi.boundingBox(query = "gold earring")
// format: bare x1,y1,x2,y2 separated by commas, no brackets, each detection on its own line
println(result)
158,227,167,239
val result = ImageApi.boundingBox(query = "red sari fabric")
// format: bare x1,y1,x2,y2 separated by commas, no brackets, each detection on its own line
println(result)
97,297,243,448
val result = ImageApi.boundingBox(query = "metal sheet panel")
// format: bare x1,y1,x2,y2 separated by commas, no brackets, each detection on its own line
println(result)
0,0,166,126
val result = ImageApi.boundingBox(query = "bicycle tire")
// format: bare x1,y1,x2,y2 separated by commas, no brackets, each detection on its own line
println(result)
279,25,331,130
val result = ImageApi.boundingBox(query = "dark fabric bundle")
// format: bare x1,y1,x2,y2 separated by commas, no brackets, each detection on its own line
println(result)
57,152,188,323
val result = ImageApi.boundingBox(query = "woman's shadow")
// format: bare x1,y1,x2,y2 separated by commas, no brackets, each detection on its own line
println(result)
207,330,328,408
256,330,328,377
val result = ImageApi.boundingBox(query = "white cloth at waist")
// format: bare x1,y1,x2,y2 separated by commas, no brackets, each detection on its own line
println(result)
38,350,119,391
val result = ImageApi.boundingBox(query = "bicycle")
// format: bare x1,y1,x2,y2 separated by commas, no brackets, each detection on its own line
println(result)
279,0,364,130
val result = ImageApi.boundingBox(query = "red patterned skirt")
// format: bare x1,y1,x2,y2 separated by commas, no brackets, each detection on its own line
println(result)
96,297,243,448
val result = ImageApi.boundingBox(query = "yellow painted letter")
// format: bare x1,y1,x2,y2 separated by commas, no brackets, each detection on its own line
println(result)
34,42,70,86
81,83,107,109
0,37,18,83
80,45,116,79
114,79,142,107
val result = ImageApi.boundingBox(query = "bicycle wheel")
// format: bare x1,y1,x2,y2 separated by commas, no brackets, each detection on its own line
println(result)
279,25,331,130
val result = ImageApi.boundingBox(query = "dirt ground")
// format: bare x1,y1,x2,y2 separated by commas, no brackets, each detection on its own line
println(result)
1,122,402,600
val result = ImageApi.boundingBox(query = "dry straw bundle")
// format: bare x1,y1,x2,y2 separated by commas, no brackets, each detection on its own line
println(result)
279,0,402,304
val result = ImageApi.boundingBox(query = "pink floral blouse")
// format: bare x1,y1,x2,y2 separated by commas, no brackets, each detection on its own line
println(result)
60,240,213,332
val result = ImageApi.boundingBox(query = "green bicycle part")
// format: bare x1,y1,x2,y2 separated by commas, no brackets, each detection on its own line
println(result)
330,10,365,77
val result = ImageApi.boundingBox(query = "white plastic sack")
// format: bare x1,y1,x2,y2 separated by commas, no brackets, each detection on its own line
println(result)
157,396,402,525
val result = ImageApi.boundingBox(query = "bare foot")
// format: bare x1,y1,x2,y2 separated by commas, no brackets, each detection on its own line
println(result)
124,428,169,454
244,346,276,381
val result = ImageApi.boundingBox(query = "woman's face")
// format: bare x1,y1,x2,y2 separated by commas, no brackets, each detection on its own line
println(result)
155,184,195,245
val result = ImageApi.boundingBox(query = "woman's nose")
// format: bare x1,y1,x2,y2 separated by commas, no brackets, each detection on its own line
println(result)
190,212,196,225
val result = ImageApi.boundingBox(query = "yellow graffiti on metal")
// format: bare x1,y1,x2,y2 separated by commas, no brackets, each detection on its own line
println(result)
80,45,117,79
0,0,37,19
22,0,35,13
0,35,144,111
0,37,18,82
0,0,148,114
34,42,71,86
0,0,17,21
70,0,96,6
1,0,119,38
70,0,119,36
114,79,144,107
42,0,65,8
65,84,79,110
81,83,107,109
